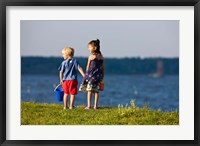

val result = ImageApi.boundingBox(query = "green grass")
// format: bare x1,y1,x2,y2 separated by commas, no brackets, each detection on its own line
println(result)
21,102,179,125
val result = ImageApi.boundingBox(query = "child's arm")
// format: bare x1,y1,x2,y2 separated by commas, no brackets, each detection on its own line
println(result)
86,57,91,71
59,71,63,84
78,66,85,77
86,55,95,71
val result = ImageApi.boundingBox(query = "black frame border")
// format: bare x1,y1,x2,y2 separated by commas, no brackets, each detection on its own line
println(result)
0,0,199,146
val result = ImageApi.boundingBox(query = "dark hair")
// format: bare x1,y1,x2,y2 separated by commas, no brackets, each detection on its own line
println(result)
88,39,102,55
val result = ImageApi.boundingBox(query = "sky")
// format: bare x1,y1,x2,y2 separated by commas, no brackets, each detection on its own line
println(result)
20,20,179,58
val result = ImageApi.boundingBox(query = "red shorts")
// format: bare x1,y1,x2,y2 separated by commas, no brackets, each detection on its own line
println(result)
62,80,78,95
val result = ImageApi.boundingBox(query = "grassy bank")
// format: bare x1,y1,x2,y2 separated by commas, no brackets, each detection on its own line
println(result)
21,102,179,125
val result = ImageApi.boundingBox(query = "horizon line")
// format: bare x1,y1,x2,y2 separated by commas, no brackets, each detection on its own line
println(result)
21,56,179,59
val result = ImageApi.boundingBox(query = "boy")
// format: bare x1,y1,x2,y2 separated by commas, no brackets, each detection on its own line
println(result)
58,47,85,110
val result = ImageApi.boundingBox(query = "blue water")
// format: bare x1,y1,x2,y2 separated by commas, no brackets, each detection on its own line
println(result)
21,75,179,112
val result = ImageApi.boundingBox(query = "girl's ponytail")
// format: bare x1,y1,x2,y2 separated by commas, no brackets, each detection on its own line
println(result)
96,39,101,55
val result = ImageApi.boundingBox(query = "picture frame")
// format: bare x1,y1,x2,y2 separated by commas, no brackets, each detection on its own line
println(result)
0,0,199,145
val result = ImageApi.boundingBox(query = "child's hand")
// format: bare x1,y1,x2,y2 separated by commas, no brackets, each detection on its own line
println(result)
60,80,63,85
78,66,85,77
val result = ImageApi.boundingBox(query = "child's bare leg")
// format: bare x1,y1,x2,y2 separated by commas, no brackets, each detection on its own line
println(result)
87,91,92,107
94,92,99,108
63,93,68,108
70,95,75,108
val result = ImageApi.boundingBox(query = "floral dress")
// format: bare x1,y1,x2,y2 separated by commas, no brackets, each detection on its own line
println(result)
79,58,103,92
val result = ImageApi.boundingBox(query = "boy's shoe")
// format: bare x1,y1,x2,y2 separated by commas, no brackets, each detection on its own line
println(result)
63,107,68,110
85,106,91,110
69,105,76,110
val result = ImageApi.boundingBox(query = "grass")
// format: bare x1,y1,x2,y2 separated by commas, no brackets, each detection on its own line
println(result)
21,101,179,125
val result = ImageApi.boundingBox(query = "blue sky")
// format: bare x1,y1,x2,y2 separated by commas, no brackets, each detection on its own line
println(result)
21,20,179,58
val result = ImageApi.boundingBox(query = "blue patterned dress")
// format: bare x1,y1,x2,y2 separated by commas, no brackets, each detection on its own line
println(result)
79,58,103,92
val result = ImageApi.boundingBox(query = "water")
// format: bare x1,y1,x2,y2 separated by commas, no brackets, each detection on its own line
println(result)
21,75,179,112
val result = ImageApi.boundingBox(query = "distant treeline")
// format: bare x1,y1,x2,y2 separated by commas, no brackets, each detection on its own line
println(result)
21,57,179,75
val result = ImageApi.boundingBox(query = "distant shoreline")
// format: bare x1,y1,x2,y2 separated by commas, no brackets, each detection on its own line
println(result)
21,57,179,75
21,56,179,59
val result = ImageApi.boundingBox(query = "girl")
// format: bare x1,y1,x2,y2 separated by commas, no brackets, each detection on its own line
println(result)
79,39,104,109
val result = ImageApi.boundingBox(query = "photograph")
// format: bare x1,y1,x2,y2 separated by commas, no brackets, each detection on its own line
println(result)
20,20,179,125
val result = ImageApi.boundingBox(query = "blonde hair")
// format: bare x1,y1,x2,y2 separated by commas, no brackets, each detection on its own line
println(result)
62,47,74,57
